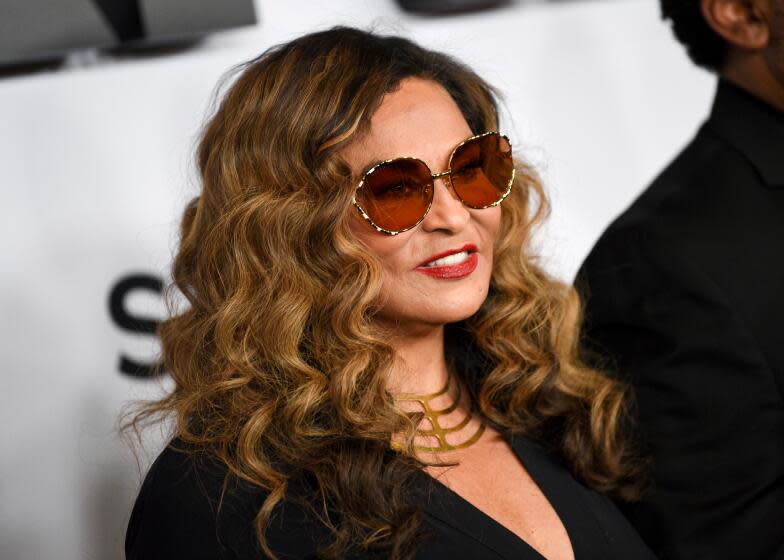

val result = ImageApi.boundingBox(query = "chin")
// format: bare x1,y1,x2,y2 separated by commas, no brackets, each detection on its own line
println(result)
379,276,491,328
379,297,484,330
428,295,488,325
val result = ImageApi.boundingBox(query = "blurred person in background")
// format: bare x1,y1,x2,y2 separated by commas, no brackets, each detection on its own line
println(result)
124,27,654,560
577,0,784,558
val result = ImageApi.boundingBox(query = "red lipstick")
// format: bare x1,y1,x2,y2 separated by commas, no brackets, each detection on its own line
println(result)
415,244,479,279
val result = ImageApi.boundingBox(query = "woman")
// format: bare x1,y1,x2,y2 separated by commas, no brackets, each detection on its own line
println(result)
125,27,653,560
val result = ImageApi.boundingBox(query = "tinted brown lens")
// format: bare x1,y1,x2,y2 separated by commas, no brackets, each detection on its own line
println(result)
450,134,513,207
357,159,433,232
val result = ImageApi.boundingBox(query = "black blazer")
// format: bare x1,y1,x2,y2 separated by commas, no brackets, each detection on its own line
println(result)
577,80,784,559
125,434,654,559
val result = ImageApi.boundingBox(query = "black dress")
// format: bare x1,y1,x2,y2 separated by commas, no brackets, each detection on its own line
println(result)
125,434,655,559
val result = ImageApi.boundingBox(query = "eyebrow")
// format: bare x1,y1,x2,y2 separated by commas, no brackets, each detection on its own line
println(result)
356,155,411,180
358,159,385,178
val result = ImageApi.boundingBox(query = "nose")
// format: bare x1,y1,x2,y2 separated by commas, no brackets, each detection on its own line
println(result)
419,175,471,233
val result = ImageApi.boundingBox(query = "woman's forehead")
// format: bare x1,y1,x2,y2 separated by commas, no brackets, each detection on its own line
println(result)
344,78,473,171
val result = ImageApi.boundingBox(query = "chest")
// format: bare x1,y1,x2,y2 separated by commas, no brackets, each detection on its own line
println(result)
423,435,574,560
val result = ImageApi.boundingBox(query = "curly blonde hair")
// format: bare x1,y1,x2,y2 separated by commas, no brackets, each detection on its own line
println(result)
127,26,643,560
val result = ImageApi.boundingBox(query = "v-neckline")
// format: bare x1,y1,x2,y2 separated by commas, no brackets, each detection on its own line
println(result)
409,433,597,560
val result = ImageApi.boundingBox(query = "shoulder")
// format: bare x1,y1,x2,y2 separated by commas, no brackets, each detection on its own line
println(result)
578,122,783,327
125,439,330,560
577,222,715,313
592,122,769,260
125,440,233,559
578,118,758,291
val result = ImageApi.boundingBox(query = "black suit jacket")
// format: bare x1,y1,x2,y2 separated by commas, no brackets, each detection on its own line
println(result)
577,80,784,559
125,434,654,559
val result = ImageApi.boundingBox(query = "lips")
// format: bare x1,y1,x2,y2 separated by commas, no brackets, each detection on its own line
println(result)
416,244,478,268
415,243,479,279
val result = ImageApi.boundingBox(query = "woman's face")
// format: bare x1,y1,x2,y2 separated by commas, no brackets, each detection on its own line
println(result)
341,78,502,332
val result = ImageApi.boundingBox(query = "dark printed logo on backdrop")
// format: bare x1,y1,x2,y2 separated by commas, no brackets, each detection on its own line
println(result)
108,273,165,378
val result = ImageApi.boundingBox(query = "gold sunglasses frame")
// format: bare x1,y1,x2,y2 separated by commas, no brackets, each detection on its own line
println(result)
351,131,516,236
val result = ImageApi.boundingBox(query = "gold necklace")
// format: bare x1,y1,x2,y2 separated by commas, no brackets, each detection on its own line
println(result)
393,371,485,454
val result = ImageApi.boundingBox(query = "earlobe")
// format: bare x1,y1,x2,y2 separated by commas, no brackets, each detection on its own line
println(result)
701,0,770,51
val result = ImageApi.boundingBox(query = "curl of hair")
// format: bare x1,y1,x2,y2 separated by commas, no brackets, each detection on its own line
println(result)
125,26,644,560
660,0,728,71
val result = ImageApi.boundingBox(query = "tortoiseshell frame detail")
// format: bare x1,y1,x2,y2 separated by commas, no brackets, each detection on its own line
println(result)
351,131,516,236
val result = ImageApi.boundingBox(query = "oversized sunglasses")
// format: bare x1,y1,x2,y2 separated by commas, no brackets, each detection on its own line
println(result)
352,131,515,235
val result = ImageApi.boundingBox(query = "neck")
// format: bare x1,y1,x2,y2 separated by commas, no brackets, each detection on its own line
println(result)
722,50,784,113
385,324,449,397
384,323,486,455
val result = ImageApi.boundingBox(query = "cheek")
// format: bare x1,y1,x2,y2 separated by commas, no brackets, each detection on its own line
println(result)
348,211,413,276
474,206,503,246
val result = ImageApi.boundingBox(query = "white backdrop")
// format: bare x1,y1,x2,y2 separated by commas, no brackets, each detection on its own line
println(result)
0,0,715,558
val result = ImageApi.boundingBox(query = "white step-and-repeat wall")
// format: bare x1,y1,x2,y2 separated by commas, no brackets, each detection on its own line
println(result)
1,0,714,558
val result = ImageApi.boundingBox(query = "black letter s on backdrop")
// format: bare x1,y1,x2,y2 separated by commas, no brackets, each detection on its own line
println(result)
108,273,164,378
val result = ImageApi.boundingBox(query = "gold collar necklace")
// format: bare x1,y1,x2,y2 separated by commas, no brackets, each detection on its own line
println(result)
394,371,485,454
